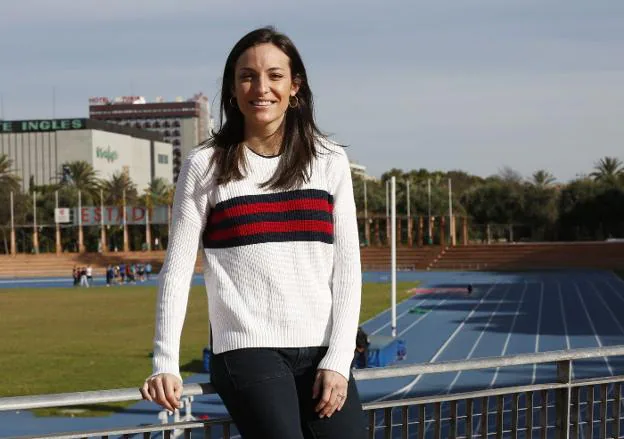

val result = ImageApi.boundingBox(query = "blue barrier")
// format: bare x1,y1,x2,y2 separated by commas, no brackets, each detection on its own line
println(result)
366,335,406,368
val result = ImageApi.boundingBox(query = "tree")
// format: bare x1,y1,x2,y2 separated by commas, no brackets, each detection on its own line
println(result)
590,157,623,184
531,170,556,188
58,161,101,197
0,153,21,193
523,184,559,240
100,171,138,205
496,166,524,184
142,177,174,207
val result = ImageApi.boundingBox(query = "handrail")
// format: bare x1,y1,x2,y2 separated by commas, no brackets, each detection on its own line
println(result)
354,344,624,380
2,344,623,412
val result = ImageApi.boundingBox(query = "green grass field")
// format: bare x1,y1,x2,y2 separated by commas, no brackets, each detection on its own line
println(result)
0,281,417,401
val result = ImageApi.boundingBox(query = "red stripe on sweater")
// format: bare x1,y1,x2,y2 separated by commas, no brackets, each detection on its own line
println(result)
210,199,332,224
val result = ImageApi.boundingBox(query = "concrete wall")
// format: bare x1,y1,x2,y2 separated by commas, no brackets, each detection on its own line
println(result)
180,118,199,161
1,131,64,191
90,130,152,190
1,129,172,192
152,140,173,184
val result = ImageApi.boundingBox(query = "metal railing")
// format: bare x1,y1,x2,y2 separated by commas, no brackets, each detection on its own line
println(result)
2,345,624,438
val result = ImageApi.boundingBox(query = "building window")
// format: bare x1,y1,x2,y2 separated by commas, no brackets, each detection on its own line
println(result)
173,130,180,136
173,121,180,127
158,154,169,164
173,139,180,146
154,121,161,128
145,122,152,128
164,130,170,136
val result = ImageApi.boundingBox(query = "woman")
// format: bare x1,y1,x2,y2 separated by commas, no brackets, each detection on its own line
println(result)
141,26,365,438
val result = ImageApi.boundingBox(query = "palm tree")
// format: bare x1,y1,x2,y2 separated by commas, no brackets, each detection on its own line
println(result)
531,170,556,188
0,153,21,192
590,157,623,183
59,160,100,197
143,177,174,207
100,171,138,205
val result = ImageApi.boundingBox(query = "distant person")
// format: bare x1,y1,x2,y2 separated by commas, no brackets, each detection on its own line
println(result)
72,266,80,287
106,264,114,287
79,266,89,288
137,263,145,282
119,263,126,284
145,263,152,280
113,265,121,285
141,27,366,438
86,265,93,287
128,263,136,283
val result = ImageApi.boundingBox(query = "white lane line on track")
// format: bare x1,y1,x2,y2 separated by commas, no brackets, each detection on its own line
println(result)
532,281,544,385
558,280,571,350
371,298,428,335
488,281,528,388
589,280,624,336
372,282,500,403
611,271,624,288
574,280,613,376
588,277,624,426
604,280,624,306
446,284,513,394
398,300,448,337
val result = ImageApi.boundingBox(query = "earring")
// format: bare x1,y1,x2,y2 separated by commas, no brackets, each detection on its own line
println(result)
229,96,237,108
289,95,299,108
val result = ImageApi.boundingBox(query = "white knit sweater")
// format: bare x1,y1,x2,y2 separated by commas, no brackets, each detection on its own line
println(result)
152,140,362,381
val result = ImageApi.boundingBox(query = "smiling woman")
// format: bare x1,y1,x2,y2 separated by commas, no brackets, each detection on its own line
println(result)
141,27,367,438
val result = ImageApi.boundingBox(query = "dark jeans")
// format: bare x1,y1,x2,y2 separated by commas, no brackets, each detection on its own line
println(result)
210,347,367,439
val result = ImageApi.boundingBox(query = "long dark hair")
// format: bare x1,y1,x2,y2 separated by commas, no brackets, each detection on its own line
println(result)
205,26,328,190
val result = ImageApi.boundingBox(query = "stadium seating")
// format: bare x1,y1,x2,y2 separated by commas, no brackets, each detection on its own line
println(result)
429,242,624,270
359,246,443,271
0,242,622,277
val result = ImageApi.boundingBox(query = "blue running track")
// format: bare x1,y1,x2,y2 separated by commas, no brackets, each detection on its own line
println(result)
2,269,624,438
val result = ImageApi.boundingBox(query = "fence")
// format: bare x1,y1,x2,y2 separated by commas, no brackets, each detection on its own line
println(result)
1,185,620,255
0,189,172,255
2,345,624,438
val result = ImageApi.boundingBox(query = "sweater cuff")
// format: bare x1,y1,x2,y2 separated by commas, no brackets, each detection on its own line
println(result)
148,368,182,383
318,348,354,381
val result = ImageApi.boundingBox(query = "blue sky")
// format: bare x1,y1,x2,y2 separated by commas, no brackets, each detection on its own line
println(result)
1,0,623,182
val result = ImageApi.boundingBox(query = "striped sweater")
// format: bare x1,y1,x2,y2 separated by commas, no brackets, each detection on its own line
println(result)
152,141,362,381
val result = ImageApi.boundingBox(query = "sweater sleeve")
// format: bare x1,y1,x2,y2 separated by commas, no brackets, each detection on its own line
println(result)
317,147,362,381
151,151,209,380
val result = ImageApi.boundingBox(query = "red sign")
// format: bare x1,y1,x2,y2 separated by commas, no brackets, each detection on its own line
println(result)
73,206,169,225
89,97,110,105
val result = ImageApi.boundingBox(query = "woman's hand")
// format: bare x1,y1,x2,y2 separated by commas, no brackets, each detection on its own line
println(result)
140,373,183,412
312,369,348,418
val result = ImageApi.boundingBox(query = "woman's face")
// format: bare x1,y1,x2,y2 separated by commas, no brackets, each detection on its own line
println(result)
233,43,299,135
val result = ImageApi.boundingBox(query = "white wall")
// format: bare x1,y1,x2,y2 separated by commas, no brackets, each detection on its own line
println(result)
180,118,199,161
56,130,92,163
153,141,173,184
90,130,152,191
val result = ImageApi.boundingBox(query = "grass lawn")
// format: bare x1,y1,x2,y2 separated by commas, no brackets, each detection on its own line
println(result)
0,280,417,411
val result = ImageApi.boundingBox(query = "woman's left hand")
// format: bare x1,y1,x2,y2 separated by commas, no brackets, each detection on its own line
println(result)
312,369,348,418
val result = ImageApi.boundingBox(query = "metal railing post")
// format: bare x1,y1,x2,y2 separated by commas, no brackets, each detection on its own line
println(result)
555,359,572,439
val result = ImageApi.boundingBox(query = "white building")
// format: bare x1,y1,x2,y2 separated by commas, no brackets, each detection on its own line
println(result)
349,161,377,181
88,93,213,181
0,118,172,192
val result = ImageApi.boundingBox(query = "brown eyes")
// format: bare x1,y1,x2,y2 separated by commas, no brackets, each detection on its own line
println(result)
238,73,284,81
